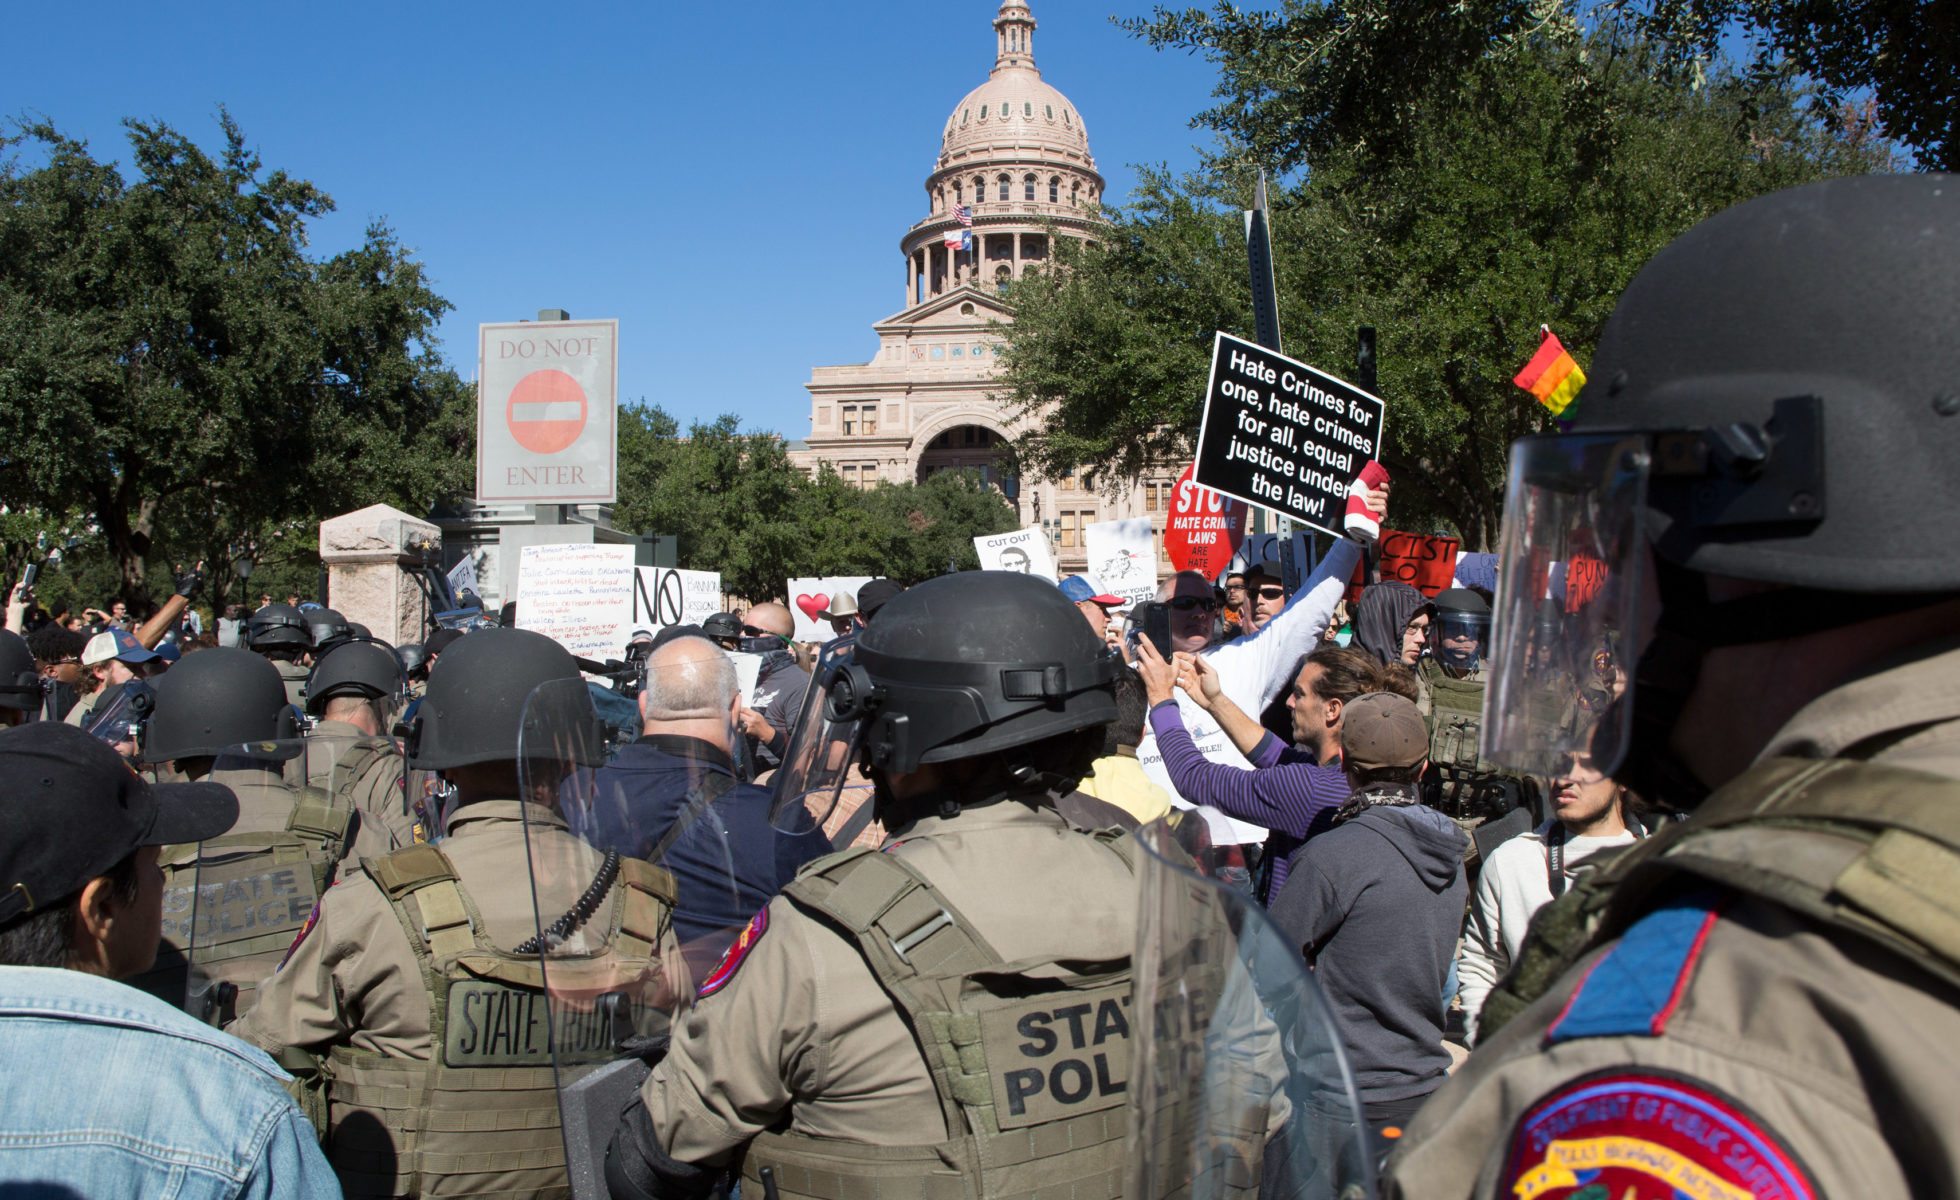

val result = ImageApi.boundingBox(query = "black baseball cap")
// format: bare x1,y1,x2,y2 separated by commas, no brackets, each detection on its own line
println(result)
424,628,465,657
0,723,238,927
857,578,904,620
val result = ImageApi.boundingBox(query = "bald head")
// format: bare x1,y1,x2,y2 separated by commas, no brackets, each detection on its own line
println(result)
643,636,739,722
744,602,795,640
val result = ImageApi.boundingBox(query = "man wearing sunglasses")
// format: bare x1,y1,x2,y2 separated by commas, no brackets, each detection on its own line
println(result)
1134,475,1389,841
733,602,807,772
1242,560,1290,635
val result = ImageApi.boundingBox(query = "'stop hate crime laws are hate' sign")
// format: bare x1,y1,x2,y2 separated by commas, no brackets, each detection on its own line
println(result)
1192,332,1385,537
477,320,618,504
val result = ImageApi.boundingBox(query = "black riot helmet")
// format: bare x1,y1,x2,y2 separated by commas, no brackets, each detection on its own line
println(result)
1429,588,1491,672
1485,174,1960,798
409,627,602,771
0,631,41,714
305,639,408,717
303,608,353,656
142,647,298,763
395,642,427,681
844,571,1119,774
247,603,313,652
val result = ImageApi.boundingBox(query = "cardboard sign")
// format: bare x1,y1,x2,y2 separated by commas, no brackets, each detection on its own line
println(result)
515,543,635,662
477,319,618,503
445,554,480,605
1193,332,1386,536
1082,518,1157,610
785,576,873,642
973,528,1059,581
1161,462,1250,580
1344,530,1461,603
629,567,724,632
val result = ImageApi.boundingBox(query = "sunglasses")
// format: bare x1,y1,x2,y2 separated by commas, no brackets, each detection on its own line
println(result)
1167,596,1221,613
741,625,789,642
1253,586,1286,600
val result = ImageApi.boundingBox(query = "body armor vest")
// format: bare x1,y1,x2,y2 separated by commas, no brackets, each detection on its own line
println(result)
742,828,1139,1200
159,775,351,1024
1419,660,1537,839
1480,756,1960,1041
324,842,676,1199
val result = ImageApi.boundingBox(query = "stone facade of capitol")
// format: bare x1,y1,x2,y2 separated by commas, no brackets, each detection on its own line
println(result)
787,0,1175,577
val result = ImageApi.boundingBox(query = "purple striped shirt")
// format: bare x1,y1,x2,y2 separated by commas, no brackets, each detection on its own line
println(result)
1148,700,1348,902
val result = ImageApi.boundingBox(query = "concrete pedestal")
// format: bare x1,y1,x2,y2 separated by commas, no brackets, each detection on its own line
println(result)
319,504,443,646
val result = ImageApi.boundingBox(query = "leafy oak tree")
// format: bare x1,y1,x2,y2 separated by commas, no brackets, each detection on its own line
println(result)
0,114,473,602
997,8,1894,544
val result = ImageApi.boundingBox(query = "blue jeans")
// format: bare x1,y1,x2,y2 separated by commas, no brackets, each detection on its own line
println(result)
0,965,340,1199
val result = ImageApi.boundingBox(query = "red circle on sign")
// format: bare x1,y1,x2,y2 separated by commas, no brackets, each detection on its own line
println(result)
506,369,588,455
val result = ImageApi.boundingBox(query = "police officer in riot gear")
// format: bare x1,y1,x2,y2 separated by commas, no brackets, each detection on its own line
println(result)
246,602,314,707
303,607,354,660
1417,587,1535,842
137,646,350,1020
231,627,683,1198
303,639,421,853
1385,176,1960,1199
606,571,1137,1200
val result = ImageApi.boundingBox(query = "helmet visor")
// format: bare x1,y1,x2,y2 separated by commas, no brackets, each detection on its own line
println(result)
1430,611,1491,671
767,638,870,836
1484,433,1650,778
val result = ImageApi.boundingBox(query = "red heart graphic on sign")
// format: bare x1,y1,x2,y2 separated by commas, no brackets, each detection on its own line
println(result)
795,593,830,622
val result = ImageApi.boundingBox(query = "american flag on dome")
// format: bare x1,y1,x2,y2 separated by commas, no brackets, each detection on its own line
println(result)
956,204,973,227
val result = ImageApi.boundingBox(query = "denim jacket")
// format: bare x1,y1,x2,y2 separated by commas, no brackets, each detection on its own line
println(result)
0,965,341,1198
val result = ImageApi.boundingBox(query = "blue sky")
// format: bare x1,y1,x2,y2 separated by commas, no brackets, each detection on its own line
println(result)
7,2,1223,439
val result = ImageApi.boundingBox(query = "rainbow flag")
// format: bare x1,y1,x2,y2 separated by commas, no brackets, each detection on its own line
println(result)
1514,328,1587,417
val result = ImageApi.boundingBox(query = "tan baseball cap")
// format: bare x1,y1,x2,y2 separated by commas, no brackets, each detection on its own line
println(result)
1341,692,1430,771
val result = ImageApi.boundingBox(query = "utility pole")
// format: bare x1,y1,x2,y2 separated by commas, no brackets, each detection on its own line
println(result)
1244,171,1282,540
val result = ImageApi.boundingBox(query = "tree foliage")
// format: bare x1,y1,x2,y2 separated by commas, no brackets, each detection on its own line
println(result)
612,405,1019,601
0,114,473,603
997,7,1895,545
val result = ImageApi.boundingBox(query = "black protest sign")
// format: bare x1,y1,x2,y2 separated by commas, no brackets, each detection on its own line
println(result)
1193,332,1386,537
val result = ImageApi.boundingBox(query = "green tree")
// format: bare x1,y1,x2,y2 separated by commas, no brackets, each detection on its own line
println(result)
0,114,473,604
998,9,1892,544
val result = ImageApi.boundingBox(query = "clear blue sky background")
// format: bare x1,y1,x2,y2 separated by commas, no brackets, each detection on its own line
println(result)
6,1,1224,439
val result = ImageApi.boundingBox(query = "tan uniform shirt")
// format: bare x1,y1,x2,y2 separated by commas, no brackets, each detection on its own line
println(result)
1385,636,1960,1200
274,658,309,710
229,800,618,1061
640,799,1139,1164
304,720,419,857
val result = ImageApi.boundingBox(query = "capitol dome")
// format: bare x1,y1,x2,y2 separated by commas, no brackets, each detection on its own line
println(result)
901,1,1106,303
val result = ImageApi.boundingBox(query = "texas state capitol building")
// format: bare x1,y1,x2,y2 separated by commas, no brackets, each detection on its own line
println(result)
788,1,1172,576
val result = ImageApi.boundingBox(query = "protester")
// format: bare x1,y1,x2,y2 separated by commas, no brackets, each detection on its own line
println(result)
1070,665,1174,827
1351,581,1433,671
817,591,860,637
0,723,339,1197
734,601,808,771
1455,751,1638,1044
1268,691,1466,1147
1240,558,1289,635
1139,639,1418,902
26,623,85,722
66,628,159,730
1057,572,1124,641
855,577,903,623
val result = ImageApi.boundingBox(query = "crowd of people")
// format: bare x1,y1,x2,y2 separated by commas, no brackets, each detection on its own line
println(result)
2,174,1956,1200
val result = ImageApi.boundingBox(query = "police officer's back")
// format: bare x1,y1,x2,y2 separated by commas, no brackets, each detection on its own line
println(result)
302,639,421,853
248,602,314,708
606,571,1137,1200
1385,175,1960,1199
231,628,681,1199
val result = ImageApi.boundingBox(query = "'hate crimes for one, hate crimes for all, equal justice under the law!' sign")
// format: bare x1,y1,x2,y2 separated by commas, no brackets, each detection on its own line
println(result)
1192,332,1386,537
477,320,619,504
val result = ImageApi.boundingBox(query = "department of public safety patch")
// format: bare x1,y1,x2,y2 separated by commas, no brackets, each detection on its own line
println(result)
1503,1073,1815,1200
696,908,768,999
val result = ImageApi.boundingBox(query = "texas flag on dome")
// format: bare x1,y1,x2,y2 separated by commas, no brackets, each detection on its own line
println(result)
943,205,973,251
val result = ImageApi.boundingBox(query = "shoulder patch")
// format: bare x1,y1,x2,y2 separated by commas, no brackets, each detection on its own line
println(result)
697,907,769,999
1547,890,1724,1045
1504,1072,1815,1200
278,891,328,970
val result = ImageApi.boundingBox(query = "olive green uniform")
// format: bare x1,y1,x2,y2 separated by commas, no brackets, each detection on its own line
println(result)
305,719,421,856
639,799,1140,1195
273,658,310,709
1384,637,1960,1200
232,800,681,1198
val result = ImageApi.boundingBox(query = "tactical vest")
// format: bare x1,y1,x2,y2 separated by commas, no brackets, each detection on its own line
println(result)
1480,755,1960,1041
158,777,352,1024
742,829,1140,1200
309,734,420,847
322,842,676,1200
1419,660,1538,839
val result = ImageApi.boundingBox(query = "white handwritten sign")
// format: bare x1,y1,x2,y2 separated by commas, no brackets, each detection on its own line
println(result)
974,528,1058,581
515,543,635,663
630,567,724,631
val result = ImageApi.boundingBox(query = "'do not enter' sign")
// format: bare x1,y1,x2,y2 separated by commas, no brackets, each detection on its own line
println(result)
478,320,618,503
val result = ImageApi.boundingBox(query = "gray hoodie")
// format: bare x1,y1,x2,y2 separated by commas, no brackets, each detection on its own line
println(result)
1268,801,1467,1105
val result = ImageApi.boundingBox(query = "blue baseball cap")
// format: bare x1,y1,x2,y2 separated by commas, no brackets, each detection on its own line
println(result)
80,628,160,668
1058,575,1123,607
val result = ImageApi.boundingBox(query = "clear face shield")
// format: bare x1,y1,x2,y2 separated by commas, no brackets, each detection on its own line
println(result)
1483,434,1651,779
1430,611,1491,672
1128,813,1374,1199
767,637,874,838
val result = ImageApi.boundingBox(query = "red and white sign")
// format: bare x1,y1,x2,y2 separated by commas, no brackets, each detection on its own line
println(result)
1162,462,1249,580
1345,529,1462,603
477,319,618,503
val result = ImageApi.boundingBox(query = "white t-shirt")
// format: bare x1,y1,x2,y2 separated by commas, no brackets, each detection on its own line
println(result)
1457,821,1639,1043
1134,539,1361,844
